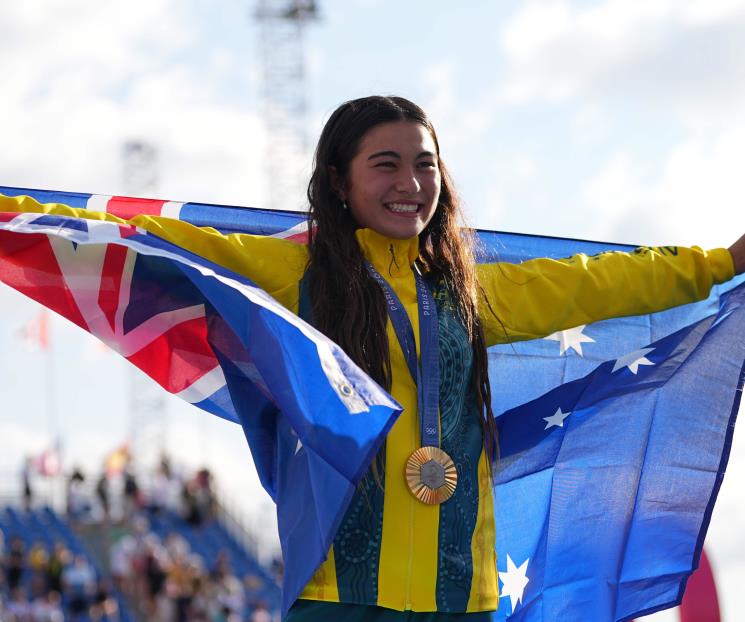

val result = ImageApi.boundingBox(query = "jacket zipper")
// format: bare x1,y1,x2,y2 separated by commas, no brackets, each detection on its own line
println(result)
387,240,415,609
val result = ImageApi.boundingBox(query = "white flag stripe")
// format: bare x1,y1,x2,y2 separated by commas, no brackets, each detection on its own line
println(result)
6,212,46,230
176,366,227,404
161,201,184,220
271,220,308,239
86,195,111,212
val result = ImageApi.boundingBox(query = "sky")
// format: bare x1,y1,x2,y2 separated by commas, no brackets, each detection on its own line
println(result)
0,1,744,619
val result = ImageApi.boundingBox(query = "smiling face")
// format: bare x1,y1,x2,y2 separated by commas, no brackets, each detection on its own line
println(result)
339,121,441,240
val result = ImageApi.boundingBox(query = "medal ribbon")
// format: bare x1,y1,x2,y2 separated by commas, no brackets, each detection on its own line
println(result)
365,262,440,448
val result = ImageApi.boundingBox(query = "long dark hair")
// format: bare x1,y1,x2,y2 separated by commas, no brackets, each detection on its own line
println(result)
306,95,498,469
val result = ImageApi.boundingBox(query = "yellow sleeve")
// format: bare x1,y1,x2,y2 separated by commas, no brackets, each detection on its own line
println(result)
477,245,735,346
0,193,309,311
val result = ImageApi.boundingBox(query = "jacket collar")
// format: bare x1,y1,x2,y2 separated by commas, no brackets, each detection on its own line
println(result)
354,228,419,279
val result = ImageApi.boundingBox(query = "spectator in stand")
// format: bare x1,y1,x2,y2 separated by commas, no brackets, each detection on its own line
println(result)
142,536,170,620
195,468,215,523
95,473,110,522
4,537,26,594
148,457,174,517
109,533,136,594
250,601,272,622
182,479,201,527
243,573,266,603
164,532,189,561
182,468,216,528
166,547,196,622
216,572,245,622
270,556,284,584
22,456,33,512
5,585,32,621
30,590,64,622
45,543,69,596
206,551,245,622
188,564,211,622
61,554,96,621
89,576,119,622
210,550,230,583
27,541,49,600
66,468,90,523
122,466,141,520
129,516,152,601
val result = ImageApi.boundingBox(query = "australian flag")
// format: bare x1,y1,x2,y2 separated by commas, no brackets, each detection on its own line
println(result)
0,186,743,621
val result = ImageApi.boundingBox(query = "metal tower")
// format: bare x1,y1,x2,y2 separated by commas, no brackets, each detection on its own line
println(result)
122,140,167,470
255,0,319,211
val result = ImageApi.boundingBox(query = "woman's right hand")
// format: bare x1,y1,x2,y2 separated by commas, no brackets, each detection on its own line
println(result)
729,233,745,275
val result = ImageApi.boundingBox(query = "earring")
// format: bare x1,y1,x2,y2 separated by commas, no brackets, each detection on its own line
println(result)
342,201,348,210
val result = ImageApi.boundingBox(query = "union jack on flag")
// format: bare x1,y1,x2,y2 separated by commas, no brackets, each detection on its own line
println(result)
0,189,347,421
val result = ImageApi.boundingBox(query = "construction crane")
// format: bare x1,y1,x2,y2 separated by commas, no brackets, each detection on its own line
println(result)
255,0,319,212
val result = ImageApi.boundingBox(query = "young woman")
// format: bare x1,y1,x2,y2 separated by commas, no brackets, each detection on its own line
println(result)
283,96,744,621
2,95,744,621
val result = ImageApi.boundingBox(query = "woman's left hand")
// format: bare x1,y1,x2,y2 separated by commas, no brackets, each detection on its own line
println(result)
729,234,745,275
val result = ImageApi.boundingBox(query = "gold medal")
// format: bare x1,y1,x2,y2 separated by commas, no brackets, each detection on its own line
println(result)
405,446,458,504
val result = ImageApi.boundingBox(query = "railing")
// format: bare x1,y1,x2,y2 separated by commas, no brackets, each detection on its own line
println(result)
0,472,67,513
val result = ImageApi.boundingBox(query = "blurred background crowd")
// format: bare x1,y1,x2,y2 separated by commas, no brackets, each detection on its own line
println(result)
1,454,281,621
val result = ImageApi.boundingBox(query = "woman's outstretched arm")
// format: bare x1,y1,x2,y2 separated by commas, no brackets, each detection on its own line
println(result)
477,243,736,346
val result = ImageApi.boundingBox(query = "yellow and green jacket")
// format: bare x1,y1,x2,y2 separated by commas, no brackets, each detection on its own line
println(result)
0,194,735,613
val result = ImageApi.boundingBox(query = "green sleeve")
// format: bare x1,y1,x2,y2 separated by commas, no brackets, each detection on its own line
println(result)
0,193,309,312
476,245,735,346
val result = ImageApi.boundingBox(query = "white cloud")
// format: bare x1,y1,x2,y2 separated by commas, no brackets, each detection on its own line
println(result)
0,1,266,206
499,0,745,117
579,126,745,247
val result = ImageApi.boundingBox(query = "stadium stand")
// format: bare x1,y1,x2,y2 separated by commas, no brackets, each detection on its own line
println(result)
0,506,135,621
1,467,281,621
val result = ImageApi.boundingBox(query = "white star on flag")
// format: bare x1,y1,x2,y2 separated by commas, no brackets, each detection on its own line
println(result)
612,347,656,374
499,554,530,614
543,407,571,430
544,325,595,356
290,428,303,455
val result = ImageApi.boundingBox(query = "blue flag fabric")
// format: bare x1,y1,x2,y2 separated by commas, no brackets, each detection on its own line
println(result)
0,186,742,620
492,284,744,620
474,232,744,620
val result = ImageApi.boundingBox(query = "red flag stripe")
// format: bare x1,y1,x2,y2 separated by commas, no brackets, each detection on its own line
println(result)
125,316,219,394
0,232,88,330
107,196,168,220
98,244,130,333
